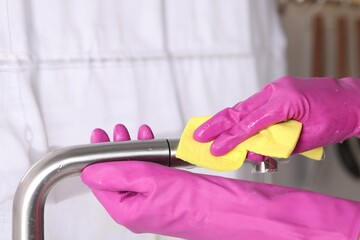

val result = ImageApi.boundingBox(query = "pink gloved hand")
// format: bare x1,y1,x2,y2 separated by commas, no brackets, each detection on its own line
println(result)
82,160,360,239
194,76,360,158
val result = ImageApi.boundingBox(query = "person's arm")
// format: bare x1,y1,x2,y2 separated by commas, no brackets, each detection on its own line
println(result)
194,76,360,157
82,125,360,240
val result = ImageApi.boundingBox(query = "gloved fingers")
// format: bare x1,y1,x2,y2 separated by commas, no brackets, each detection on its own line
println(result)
113,124,131,141
194,86,274,143
138,124,154,140
91,128,110,143
113,124,154,141
246,152,269,163
81,161,156,193
232,84,273,113
193,108,242,142
211,103,285,156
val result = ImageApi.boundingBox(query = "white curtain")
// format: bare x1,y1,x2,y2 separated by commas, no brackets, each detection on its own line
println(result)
0,0,286,239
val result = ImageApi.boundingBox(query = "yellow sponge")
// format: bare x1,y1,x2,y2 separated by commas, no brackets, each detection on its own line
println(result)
175,116,323,171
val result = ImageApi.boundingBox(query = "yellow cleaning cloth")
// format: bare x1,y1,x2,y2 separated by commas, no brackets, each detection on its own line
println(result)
176,116,323,171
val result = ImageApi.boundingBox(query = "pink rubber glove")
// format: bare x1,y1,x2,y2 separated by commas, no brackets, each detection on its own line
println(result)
194,76,360,157
82,160,360,239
